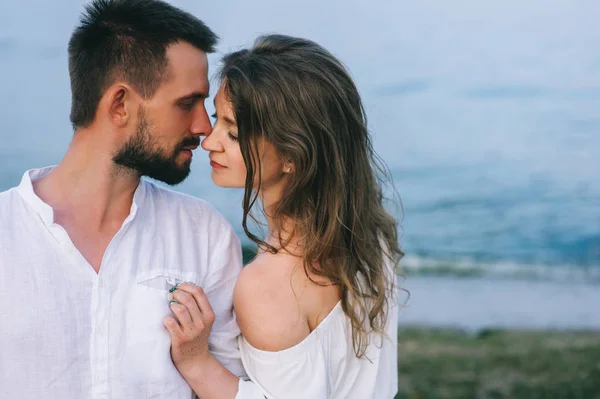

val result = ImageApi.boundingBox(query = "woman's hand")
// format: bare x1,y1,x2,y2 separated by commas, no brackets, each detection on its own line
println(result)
163,282,215,379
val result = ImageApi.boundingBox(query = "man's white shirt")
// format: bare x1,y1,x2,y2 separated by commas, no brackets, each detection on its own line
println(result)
0,167,246,398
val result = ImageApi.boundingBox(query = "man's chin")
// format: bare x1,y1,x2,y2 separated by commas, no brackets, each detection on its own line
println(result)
113,152,192,185
143,163,191,186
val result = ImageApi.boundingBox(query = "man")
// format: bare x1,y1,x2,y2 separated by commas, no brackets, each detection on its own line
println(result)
0,0,246,397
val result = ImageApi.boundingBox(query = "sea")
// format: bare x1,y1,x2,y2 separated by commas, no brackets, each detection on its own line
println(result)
1,0,598,329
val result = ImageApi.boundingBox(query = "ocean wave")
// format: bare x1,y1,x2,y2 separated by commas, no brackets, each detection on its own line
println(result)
399,254,600,283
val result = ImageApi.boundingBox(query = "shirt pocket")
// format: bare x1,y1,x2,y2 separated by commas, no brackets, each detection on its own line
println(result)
136,268,203,296
124,269,202,398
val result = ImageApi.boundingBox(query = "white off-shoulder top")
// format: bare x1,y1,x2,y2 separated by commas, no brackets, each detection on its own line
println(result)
236,299,398,399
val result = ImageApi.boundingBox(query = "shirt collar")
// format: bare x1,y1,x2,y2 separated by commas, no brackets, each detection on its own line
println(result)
16,166,56,225
16,166,146,226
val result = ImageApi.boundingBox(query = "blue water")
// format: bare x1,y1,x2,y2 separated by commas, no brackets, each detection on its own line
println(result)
1,0,599,279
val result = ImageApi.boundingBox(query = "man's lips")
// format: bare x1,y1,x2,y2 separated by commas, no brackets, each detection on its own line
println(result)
180,136,201,152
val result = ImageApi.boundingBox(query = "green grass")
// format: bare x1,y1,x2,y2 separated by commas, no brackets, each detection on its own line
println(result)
396,328,600,399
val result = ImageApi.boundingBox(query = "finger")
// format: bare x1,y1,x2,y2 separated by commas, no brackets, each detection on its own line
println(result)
168,301,195,334
163,315,183,337
171,288,204,326
178,283,215,324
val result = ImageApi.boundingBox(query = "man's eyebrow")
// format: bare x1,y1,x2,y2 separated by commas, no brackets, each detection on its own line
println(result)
176,91,209,102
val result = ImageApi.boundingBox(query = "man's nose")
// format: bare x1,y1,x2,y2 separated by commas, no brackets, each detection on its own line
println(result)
191,107,213,137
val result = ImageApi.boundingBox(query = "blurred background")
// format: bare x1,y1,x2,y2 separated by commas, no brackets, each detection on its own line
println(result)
1,0,599,397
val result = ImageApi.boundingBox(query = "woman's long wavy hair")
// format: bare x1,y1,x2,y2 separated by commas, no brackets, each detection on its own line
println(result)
219,34,403,358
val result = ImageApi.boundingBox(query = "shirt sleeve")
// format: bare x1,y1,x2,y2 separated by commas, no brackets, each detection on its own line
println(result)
202,222,247,379
235,378,269,398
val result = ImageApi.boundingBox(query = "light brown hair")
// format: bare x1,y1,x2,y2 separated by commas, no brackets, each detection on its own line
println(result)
219,34,403,357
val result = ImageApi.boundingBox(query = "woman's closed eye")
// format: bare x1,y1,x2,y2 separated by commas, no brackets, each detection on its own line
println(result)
212,113,239,143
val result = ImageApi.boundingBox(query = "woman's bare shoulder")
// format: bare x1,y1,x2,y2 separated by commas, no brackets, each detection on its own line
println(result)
233,252,311,351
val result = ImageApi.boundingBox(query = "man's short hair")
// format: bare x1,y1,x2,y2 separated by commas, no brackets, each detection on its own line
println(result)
68,0,218,128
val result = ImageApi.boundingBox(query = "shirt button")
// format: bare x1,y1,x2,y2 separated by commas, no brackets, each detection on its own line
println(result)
98,279,104,289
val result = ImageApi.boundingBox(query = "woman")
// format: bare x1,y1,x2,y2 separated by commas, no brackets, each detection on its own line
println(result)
163,34,403,398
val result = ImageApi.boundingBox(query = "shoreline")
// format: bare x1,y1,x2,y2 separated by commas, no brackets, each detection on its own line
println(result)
398,276,600,332
243,245,600,332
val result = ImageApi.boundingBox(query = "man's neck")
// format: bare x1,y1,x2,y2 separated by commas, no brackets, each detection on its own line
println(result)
33,131,139,232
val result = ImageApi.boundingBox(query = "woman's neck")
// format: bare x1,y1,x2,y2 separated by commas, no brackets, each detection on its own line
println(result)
259,187,302,256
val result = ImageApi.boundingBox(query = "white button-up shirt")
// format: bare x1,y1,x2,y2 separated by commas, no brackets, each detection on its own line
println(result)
0,167,247,399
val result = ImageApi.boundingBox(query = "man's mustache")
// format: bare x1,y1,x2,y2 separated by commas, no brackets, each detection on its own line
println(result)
177,136,201,151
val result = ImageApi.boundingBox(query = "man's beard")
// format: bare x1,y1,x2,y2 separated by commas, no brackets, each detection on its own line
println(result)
113,108,200,185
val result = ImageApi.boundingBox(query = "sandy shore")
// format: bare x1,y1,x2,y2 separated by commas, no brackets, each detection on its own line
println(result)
397,276,600,332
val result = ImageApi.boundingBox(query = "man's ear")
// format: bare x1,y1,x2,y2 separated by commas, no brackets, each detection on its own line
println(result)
104,84,136,128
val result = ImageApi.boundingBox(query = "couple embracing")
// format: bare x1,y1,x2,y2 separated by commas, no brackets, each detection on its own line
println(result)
0,0,402,398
